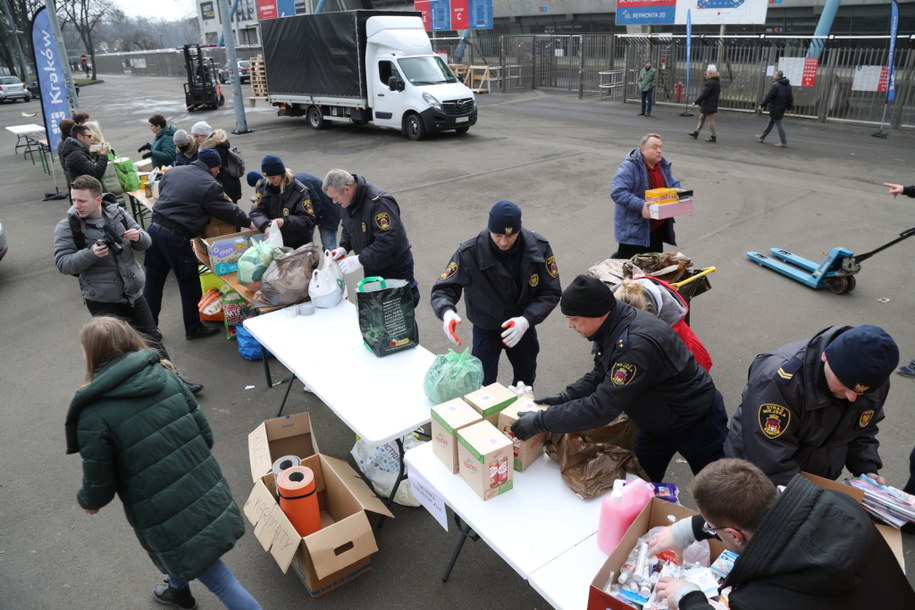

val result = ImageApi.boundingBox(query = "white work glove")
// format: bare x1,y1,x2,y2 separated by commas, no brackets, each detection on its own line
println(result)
500,316,530,348
329,247,347,261
443,310,462,346
338,255,362,275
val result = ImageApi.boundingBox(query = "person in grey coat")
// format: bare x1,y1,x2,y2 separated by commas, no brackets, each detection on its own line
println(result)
53,175,202,394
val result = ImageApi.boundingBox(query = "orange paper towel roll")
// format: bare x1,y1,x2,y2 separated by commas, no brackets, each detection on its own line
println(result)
277,465,321,537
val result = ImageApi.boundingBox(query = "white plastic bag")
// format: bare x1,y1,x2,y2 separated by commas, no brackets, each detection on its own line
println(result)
308,249,347,308
350,434,424,507
265,218,284,249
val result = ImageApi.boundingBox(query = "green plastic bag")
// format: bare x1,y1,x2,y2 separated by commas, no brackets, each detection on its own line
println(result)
109,149,141,192
423,349,484,403
236,240,281,287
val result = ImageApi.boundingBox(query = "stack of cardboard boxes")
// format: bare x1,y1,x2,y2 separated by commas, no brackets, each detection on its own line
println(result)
430,382,549,501
645,187,694,220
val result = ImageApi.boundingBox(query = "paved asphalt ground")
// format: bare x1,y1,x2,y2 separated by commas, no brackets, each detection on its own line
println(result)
1,75,913,608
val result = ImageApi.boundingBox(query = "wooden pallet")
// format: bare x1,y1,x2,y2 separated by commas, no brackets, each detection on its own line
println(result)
466,65,491,93
249,55,268,97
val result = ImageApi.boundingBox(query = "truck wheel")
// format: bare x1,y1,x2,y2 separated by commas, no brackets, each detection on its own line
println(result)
218,94,225,107
307,106,327,130
404,113,426,141
455,127,469,134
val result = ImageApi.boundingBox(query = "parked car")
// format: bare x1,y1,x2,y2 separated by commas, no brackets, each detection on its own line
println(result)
217,59,251,84
0,77,30,103
0,220,7,263
27,79,80,98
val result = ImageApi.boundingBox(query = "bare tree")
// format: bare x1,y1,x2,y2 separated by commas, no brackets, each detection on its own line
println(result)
58,0,113,79
0,0,44,78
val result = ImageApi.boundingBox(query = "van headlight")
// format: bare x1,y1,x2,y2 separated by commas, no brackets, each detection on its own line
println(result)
423,92,442,111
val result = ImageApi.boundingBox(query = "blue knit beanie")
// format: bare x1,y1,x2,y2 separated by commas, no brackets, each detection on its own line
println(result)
261,155,285,177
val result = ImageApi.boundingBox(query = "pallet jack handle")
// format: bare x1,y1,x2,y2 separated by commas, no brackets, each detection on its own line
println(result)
854,226,915,264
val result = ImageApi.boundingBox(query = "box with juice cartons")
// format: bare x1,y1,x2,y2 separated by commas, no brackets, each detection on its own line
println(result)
431,398,484,473
457,419,514,500
463,382,518,425
496,399,547,471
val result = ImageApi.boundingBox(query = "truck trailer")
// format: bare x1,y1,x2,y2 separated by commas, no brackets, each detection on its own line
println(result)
261,10,477,140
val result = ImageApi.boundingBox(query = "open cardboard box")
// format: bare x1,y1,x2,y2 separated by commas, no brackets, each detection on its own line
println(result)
588,472,906,610
244,453,393,597
247,412,319,482
193,229,263,275
649,197,694,220
588,498,723,610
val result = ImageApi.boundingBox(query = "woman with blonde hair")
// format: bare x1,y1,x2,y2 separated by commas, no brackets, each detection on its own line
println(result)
66,316,260,609
613,277,713,370
248,154,316,248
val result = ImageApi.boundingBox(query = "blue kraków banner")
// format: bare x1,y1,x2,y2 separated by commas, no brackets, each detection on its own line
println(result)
30,7,71,153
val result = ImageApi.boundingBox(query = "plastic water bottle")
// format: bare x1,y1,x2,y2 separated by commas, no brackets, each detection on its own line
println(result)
597,479,654,555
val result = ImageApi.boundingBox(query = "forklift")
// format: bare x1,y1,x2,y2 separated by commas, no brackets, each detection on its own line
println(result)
183,44,224,111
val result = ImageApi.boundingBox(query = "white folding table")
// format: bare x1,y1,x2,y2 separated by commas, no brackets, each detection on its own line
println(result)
404,440,603,596
244,299,436,522
528,532,607,609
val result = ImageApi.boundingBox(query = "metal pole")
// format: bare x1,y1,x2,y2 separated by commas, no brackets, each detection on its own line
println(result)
43,0,78,110
217,0,250,134
0,0,29,81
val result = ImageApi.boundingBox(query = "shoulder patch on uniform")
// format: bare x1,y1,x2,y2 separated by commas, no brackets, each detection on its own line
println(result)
774,356,802,385
858,409,875,428
609,362,637,386
440,261,458,281
758,403,791,439
303,198,314,215
546,255,558,278
375,212,391,230
528,273,539,287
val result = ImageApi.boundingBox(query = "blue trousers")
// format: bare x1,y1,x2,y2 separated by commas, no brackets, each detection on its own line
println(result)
168,559,260,610
472,325,539,387
634,391,728,483
144,224,205,336
640,88,654,115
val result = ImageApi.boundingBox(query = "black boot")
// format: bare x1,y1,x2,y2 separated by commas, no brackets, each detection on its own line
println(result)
687,131,698,139
705,135,717,143
153,581,198,609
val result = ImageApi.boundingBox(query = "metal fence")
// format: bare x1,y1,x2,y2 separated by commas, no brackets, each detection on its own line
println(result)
96,33,915,129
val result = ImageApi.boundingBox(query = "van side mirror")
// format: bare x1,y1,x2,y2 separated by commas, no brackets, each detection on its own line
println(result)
387,76,405,92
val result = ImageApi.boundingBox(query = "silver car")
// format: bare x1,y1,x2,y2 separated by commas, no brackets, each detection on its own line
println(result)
0,76,30,103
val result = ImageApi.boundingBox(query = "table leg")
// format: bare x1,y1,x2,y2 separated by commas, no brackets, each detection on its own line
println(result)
276,373,296,417
442,513,479,583
261,346,273,386
375,437,406,529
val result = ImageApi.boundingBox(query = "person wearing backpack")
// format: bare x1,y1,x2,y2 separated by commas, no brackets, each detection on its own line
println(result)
52,175,203,394
192,121,243,202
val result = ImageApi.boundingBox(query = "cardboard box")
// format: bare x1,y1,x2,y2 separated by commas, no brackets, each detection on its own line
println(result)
457,420,514,501
203,216,240,238
496,399,546,471
243,453,393,597
648,197,694,220
644,187,679,205
247,412,319,482
193,229,263,275
431,398,484,473
463,383,518,425
135,157,153,173
588,498,725,610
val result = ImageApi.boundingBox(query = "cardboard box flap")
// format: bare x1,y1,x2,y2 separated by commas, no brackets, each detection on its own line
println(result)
247,413,318,482
303,510,378,580
244,479,300,572
320,454,394,518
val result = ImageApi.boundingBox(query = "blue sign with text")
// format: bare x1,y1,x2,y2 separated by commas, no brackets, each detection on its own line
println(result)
30,7,71,153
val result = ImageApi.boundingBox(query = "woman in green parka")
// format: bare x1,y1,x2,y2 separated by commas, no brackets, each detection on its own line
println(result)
65,316,260,609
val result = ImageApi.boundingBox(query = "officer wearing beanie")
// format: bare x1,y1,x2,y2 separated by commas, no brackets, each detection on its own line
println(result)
248,155,316,249
430,201,561,386
248,169,340,251
511,274,728,482
725,325,899,486
144,147,254,340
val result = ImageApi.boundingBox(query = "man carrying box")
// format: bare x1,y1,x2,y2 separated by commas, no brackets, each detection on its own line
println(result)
650,458,914,608
143,148,255,340
610,133,681,259
511,275,727,482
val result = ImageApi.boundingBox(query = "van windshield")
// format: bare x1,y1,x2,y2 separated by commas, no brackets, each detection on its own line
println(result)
397,56,457,86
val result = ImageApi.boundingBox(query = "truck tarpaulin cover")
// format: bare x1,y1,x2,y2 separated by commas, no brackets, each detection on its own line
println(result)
261,10,420,99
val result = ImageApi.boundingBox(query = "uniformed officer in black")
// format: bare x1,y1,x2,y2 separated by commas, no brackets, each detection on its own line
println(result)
322,168,419,306
430,200,561,386
725,325,899,486
511,274,728,483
